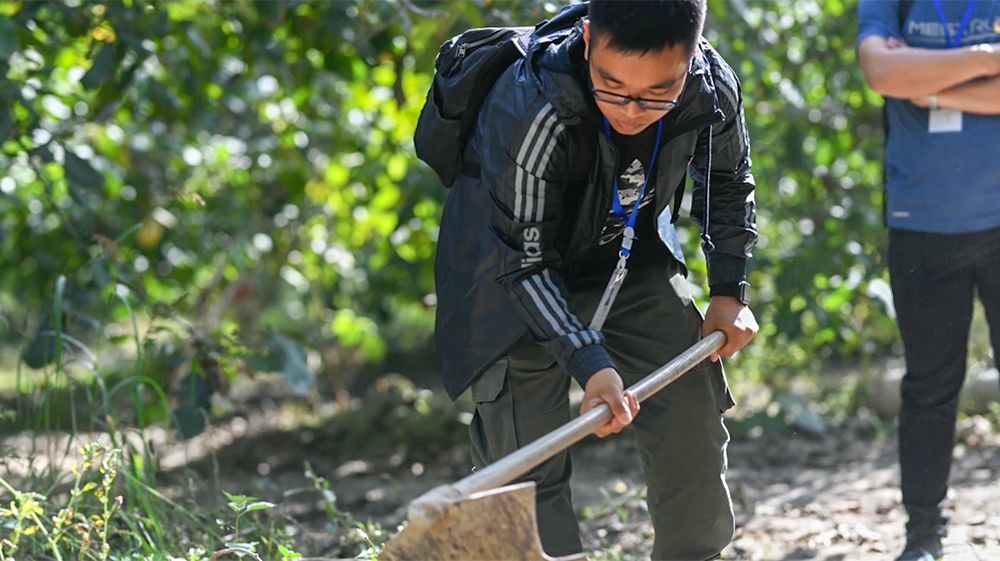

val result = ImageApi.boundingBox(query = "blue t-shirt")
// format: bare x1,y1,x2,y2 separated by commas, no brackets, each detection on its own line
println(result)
858,0,1000,234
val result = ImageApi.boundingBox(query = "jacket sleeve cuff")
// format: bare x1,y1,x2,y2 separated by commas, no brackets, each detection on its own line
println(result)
566,344,616,389
707,254,748,287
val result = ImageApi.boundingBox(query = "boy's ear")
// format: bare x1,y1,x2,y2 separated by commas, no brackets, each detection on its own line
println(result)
582,19,590,61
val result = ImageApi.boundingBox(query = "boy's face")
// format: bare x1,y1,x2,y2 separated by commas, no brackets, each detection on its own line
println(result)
583,20,692,136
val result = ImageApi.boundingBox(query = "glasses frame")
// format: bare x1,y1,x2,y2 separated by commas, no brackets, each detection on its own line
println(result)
590,87,679,112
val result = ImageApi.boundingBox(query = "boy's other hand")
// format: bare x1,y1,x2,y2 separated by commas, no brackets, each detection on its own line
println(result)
703,297,759,362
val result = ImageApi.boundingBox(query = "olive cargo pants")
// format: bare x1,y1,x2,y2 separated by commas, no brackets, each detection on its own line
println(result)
468,259,736,561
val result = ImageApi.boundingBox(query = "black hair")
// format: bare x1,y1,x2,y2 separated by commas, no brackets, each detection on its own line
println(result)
588,0,706,55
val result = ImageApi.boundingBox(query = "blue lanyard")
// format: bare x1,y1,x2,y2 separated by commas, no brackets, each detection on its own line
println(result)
589,118,666,332
602,117,665,258
932,0,978,48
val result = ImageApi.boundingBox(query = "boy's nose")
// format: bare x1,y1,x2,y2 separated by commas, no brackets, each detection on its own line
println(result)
622,101,644,119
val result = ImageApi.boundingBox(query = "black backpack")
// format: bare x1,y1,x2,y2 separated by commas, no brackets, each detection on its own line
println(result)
413,4,588,187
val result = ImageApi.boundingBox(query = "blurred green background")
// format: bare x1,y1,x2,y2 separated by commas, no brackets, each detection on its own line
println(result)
2,1,999,559
1,0,923,416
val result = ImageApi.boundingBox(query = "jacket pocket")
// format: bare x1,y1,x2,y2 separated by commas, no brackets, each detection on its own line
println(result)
683,300,736,414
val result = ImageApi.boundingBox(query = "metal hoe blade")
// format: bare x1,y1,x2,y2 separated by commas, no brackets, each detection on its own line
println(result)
380,481,584,561
381,332,727,561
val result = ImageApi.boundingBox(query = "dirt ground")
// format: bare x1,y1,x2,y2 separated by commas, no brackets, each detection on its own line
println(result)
3,395,998,561
571,418,999,560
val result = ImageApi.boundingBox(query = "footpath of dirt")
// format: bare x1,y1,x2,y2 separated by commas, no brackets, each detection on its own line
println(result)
570,417,999,560
3,396,997,560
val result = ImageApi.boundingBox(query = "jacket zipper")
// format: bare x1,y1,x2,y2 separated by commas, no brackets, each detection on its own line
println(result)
457,29,510,57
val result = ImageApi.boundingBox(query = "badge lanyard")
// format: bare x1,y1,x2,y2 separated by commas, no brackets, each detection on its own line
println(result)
932,0,978,48
589,117,665,331
927,0,977,134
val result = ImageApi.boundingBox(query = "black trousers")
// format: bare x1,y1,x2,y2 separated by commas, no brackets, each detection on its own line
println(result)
888,226,1000,538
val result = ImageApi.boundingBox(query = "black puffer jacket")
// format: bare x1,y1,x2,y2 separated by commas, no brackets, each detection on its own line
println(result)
434,6,758,399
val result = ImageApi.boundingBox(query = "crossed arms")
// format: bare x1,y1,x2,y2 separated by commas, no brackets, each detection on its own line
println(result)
858,36,1000,115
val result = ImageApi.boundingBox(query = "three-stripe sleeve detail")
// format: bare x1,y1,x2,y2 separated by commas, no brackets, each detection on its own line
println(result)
510,103,597,352
514,103,564,224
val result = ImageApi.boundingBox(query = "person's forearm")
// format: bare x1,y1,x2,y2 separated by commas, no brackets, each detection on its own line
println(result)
937,75,1000,115
860,39,1000,98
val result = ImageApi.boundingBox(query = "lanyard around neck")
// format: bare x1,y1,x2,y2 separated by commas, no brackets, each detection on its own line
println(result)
589,117,665,332
932,0,978,49
602,117,665,259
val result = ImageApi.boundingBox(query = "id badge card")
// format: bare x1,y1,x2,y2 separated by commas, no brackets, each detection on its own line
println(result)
929,109,963,133
588,264,628,332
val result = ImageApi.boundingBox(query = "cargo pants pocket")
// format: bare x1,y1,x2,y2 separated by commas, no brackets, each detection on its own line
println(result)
468,358,516,469
674,274,737,414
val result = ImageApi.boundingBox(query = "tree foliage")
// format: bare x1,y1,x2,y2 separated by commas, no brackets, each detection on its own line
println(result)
1,0,897,406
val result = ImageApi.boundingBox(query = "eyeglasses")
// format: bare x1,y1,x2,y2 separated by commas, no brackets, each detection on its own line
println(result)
591,87,678,111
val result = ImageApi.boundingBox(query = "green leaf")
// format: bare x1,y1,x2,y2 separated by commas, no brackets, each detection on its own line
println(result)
223,542,258,555
386,154,408,181
223,491,252,510
277,544,303,560
244,501,275,513
0,3,21,17
821,286,851,313
81,44,117,90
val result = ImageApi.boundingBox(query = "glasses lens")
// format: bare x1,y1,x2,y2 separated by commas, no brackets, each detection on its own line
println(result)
593,90,629,106
593,89,676,111
638,100,675,111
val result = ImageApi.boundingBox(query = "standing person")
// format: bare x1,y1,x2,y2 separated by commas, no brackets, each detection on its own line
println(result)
426,1,758,559
857,1,1000,560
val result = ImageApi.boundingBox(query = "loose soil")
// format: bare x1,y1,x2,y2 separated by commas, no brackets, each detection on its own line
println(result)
3,389,997,561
